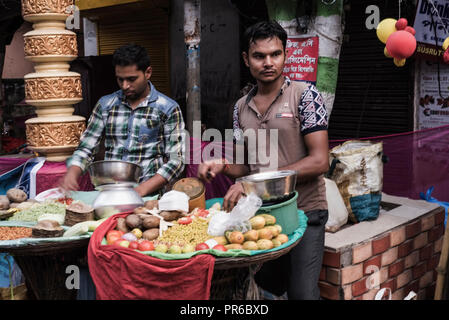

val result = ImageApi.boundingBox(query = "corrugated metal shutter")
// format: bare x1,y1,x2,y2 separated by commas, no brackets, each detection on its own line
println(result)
329,0,415,139
93,1,170,95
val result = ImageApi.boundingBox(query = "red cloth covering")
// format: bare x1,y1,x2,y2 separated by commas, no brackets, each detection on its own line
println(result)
88,211,216,300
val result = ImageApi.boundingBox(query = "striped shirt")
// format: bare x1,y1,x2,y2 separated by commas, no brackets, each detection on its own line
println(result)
67,81,185,184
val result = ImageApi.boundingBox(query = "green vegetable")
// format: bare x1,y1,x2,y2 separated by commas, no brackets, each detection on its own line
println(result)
8,201,66,222
63,223,89,238
62,218,108,237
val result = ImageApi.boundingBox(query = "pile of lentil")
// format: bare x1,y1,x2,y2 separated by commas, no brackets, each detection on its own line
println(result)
157,217,210,246
0,226,32,241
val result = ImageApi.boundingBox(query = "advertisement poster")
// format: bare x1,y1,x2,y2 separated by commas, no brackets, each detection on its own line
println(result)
413,0,449,60
283,36,319,83
418,60,449,129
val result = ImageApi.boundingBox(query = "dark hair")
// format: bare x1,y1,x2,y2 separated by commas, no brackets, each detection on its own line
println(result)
112,43,150,71
242,20,287,54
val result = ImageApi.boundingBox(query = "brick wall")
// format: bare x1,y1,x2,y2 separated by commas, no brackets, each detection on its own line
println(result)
319,207,445,300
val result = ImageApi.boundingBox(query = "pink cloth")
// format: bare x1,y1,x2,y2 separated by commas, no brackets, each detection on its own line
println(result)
0,157,94,194
188,126,449,202
185,138,234,199
329,125,449,201
35,160,94,194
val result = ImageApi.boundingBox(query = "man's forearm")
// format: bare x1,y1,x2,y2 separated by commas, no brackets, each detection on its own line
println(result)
224,163,250,179
134,174,167,197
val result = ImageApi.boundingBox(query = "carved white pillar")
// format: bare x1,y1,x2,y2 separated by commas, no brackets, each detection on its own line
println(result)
22,0,85,161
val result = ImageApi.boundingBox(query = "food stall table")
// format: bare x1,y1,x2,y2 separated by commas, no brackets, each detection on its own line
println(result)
0,219,93,300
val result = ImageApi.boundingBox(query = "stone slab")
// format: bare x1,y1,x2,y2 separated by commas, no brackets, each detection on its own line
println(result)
324,193,440,251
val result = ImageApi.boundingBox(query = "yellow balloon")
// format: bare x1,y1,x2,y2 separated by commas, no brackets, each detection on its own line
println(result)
443,37,449,50
384,46,392,58
376,18,397,44
394,58,406,67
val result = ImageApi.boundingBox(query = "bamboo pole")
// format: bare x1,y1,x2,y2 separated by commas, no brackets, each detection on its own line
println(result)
434,210,449,300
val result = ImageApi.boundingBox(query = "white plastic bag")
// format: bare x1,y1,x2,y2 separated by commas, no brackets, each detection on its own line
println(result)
208,193,262,236
324,178,349,233
158,190,189,212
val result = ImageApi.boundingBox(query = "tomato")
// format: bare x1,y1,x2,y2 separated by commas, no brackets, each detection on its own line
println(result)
138,240,154,251
197,209,209,217
57,197,74,205
107,230,124,238
195,243,209,251
129,241,139,250
114,239,130,248
178,217,193,225
212,244,227,252
107,234,122,245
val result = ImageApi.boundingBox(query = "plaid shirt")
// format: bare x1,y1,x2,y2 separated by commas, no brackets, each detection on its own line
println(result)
67,82,185,184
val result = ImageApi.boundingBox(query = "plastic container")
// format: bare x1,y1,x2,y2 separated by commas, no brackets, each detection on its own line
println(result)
256,191,300,235
172,177,206,212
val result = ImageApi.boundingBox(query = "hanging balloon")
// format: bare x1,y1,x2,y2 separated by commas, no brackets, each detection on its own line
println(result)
395,18,408,30
443,37,449,51
386,30,417,59
404,26,416,36
384,47,392,58
376,18,397,44
394,58,406,67
444,49,449,64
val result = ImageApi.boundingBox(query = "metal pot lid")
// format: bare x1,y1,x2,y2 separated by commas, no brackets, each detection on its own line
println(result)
238,170,297,182
172,177,204,198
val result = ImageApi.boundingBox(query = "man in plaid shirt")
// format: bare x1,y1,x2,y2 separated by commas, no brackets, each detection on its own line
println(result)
59,44,185,197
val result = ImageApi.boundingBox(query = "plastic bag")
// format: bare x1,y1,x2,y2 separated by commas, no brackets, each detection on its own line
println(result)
158,190,189,212
324,178,348,232
208,193,262,236
328,140,384,223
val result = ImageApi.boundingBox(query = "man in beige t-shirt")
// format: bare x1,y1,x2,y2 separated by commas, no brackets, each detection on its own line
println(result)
198,21,329,299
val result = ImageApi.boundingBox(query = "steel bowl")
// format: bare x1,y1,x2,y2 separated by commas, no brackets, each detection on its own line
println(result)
92,184,144,219
237,170,297,203
88,160,142,187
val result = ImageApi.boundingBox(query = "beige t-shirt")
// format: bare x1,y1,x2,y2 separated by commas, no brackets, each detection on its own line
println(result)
233,77,328,212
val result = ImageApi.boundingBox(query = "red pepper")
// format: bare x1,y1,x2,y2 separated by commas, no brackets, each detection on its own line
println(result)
178,217,193,225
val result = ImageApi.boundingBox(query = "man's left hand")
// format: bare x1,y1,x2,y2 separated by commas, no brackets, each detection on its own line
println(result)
223,182,245,212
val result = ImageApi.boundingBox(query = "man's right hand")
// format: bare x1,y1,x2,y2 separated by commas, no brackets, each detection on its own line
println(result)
58,165,82,192
197,159,226,184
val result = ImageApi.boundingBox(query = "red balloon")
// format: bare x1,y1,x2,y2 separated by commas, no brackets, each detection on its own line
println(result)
443,49,449,64
395,18,408,30
404,26,416,35
386,30,417,59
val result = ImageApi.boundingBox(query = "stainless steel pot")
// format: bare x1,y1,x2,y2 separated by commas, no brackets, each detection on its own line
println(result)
92,184,144,219
237,170,297,203
88,160,142,187
88,160,144,218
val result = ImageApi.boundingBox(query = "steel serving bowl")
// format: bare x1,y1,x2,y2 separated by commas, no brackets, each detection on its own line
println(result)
88,160,142,187
92,184,144,219
237,170,297,202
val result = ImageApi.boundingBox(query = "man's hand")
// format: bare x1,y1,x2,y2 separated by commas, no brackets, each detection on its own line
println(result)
134,174,167,198
222,182,245,212
58,165,82,193
197,159,226,183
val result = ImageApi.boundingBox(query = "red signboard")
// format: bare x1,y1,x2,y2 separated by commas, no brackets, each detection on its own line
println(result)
283,36,319,82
